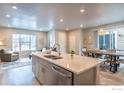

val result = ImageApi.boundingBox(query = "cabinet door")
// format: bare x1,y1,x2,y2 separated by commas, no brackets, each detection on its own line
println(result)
38,60,54,85
32,55,36,74
32,55,39,78
37,62,44,84
38,60,72,85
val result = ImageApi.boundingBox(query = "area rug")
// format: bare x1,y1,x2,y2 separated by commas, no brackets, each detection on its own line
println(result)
0,59,32,70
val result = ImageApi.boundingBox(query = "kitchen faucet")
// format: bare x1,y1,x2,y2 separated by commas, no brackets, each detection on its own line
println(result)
52,43,61,56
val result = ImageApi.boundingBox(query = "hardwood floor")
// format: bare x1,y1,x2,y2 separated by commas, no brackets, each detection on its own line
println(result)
98,62,124,85
0,65,40,85
0,58,124,85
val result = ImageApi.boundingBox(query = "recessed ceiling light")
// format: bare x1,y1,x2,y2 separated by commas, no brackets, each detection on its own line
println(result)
80,24,83,28
60,18,64,22
80,9,85,13
12,6,17,10
6,14,11,18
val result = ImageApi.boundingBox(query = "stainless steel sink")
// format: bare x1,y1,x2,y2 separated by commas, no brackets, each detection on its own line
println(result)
44,55,63,60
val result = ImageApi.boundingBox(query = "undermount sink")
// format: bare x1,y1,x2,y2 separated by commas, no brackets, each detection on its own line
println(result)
44,55,63,60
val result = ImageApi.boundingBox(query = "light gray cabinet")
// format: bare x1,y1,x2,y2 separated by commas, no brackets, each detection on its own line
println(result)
32,55,72,85
32,55,39,77
32,54,97,85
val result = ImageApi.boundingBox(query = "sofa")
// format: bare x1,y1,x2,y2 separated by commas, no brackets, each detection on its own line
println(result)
0,49,19,62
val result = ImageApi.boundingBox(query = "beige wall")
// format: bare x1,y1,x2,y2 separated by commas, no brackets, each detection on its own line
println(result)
47,28,84,55
47,29,56,48
56,30,67,53
67,29,83,55
115,28,124,49
83,29,98,49
0,27,47,58
83,21,124,49
47,29,67,53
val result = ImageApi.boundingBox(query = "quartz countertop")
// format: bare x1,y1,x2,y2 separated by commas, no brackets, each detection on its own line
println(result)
32,52,102,74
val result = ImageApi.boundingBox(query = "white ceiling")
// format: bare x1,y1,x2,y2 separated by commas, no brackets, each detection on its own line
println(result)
0,3,124,31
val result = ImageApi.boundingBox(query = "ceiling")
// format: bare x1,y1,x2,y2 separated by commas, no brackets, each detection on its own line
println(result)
0,3,124,31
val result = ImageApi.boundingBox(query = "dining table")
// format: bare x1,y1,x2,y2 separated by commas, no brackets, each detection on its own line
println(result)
85,49,124,73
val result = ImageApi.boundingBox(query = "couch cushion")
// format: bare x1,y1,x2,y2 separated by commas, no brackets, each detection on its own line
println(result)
0,49,5,53
12,53,18,57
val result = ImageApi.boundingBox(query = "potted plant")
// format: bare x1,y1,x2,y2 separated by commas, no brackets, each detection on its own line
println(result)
70,49,75,56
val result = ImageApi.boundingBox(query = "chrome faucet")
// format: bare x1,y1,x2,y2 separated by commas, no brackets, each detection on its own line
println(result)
52,43,61,56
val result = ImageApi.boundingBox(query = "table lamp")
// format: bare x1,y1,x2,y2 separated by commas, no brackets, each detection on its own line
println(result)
0,41,3,46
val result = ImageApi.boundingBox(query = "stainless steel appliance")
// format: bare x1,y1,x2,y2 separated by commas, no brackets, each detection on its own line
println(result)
50,65,72,85
38,60,72,85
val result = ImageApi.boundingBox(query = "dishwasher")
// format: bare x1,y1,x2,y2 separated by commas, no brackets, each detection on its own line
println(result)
51,64,73,85
39,61,73,85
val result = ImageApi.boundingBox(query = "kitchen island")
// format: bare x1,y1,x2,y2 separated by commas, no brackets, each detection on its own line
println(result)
32,52,101,85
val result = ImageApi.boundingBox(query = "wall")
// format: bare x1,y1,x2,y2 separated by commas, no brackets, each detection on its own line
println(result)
48,28,84,55
0,27,47,58
47,28,84,55
47,29,67,53
0,27,47,50
83,29,98,49
47,29,56,48
67,29,83,55
56,30,67,53
115,28,124,49
83,21,124,50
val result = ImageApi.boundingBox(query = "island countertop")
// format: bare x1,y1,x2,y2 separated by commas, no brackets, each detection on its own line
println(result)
32,52,101,74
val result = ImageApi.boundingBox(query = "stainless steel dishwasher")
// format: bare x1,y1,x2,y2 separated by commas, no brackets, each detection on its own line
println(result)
51,64,72,85
38,60,73,85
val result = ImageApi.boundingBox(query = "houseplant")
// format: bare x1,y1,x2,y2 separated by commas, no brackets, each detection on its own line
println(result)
70,49,75,56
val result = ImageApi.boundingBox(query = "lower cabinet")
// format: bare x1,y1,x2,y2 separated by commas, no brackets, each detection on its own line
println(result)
32,55,72,85
32,55,97,85
32,56,39,77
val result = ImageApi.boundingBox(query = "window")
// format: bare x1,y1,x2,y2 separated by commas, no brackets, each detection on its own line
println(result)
98,31,115,49
12,34,36,51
